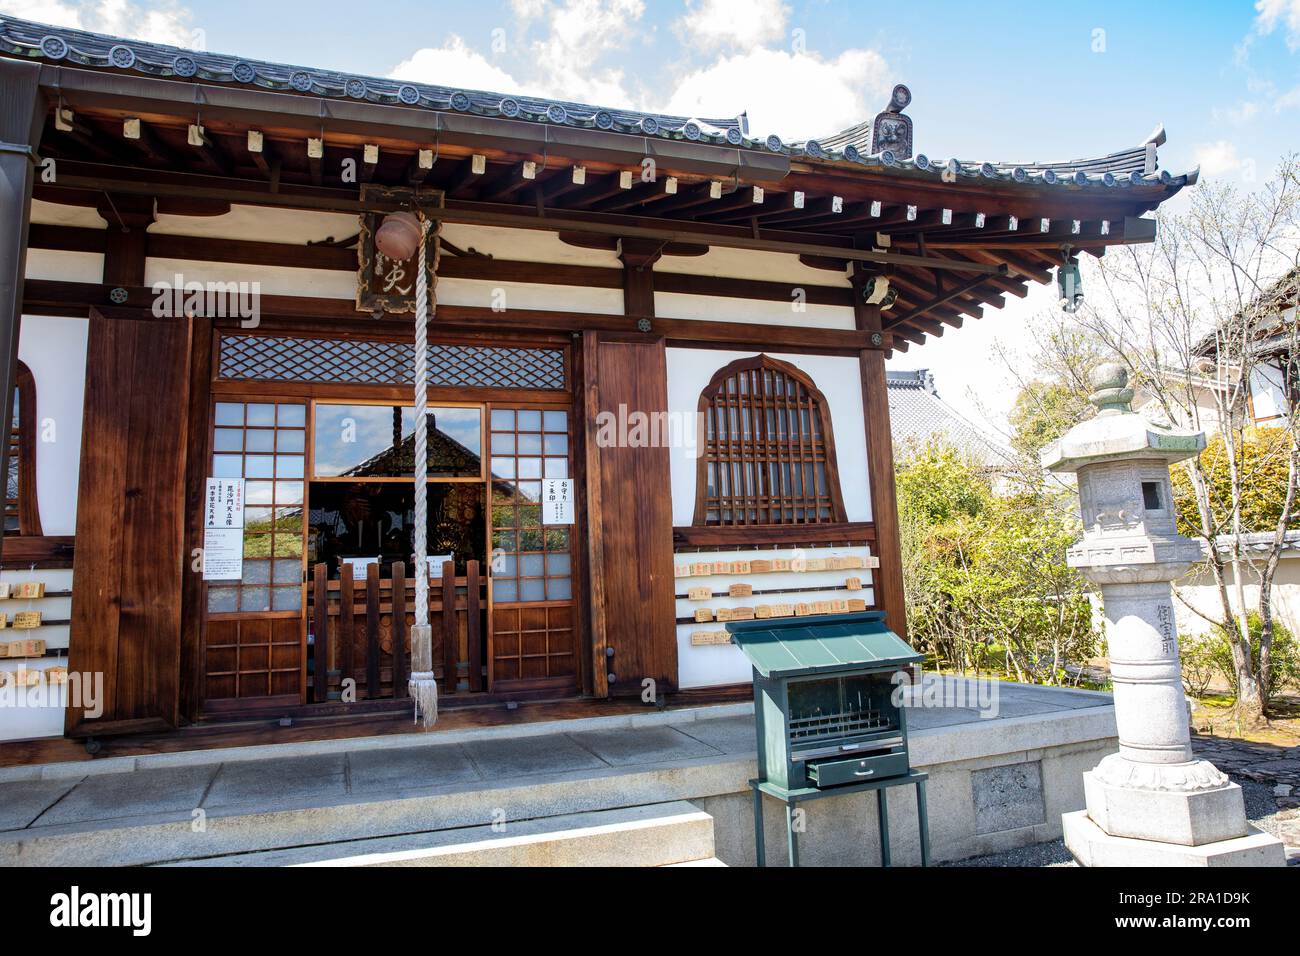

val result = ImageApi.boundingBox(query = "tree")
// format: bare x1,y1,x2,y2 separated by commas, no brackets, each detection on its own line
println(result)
1072,156,1300,724
897,436,1098,684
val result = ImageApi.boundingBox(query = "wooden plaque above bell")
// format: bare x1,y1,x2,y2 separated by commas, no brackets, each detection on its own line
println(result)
356,185,444,315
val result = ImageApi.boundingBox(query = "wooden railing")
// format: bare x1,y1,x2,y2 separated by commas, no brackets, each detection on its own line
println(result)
308,559,486,703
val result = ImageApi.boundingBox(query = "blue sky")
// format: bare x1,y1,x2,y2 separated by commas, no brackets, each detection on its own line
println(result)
10,0,1300,430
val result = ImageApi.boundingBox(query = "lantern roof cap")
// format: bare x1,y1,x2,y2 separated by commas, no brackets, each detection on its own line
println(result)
1041,364,1205,473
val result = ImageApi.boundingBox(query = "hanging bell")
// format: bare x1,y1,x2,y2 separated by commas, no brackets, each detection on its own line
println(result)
375,211,423,261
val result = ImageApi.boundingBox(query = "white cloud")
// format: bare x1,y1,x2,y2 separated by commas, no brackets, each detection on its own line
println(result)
662,46,890,140
391,0,642,107
1255,0,1300,51
390,35,522,94
0,0,199,47
675,0,790,53
1193,140,1244,176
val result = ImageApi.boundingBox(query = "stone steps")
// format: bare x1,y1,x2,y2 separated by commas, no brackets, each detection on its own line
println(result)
163,801,716,867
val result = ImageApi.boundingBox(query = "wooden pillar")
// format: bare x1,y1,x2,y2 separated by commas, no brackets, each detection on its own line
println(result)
67,195,197,735
580,239,678,697
852,264,907,638
0,60,43,566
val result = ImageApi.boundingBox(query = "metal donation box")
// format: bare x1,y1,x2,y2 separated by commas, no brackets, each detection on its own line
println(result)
727,611,931,866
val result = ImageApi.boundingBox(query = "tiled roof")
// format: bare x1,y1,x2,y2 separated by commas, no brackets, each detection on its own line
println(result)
0,15,1197,191
887,369,1011,466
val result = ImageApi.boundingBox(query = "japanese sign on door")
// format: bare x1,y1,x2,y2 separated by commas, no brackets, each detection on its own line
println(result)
202,477,245,581
541,478,574,525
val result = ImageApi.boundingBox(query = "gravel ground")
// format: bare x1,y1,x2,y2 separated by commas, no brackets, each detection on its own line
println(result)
942,778,1296,867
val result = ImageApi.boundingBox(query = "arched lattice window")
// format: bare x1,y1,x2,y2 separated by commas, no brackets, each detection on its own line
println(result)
693,355,846,526
5,361,41,536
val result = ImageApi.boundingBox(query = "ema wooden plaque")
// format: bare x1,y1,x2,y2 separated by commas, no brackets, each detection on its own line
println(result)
46,667,68,685
731,560,751,574
794,603,812,616
687,587,712,601
845,577,862,591
728,583,753,598
805,558,828,572
768,604,795,618
0,583,10,600
690,562,712,577
694,608,714,623
749,560,772,574
12,612,41,630
8,638,44,656
848,598,868,612
13,582,44,600
690,630,731,646
716,606,754,622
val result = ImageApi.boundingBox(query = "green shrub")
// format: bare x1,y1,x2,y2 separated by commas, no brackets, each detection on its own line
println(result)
1205,612,1300,704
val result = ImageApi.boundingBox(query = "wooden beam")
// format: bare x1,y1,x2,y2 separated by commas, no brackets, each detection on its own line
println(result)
851,270,907,639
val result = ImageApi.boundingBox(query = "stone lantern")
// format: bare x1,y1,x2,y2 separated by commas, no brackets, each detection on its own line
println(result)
1042,363,1285,866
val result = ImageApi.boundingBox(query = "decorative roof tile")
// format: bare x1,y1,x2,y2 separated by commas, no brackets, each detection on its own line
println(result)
0,15,1197,189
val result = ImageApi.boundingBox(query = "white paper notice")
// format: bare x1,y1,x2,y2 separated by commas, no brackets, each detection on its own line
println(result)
202,477,245,581
541,478,574,525
427,554,454,578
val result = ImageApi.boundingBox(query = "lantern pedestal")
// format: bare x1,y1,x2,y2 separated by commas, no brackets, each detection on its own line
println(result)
1043,363,1285,867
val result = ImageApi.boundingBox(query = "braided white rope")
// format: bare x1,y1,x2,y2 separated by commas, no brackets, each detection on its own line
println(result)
412,216,430,628
409,216,437,726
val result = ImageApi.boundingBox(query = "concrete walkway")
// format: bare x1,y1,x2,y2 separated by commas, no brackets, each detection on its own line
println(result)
0,682,1114,866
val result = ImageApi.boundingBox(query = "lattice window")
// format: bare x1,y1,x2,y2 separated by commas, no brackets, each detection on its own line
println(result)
693,355,846,526
207,401,307,614
218,334,566,390
489,408,572,603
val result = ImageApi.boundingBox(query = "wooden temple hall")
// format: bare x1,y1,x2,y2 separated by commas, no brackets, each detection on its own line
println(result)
0,16,1191,750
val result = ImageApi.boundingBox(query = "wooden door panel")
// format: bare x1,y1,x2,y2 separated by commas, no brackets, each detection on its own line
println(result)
587,335,677,696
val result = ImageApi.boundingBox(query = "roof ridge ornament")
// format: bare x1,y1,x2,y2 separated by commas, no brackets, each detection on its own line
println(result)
869,84,912,159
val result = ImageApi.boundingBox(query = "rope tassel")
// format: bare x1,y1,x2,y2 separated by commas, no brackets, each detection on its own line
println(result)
409,216,438,728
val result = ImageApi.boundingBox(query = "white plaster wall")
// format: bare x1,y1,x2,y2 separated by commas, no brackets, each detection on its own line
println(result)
438,277,623,314
144,258,354,300
655,291,856,329
151,204,358,244
29,199,106,229
24,249,103,283
1176,553,1300,639
18,315,87,536
664,348,871,525
660,245,849,286
441,224,622,267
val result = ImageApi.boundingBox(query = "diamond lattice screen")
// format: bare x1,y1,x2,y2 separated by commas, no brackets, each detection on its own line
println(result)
218,335,566,390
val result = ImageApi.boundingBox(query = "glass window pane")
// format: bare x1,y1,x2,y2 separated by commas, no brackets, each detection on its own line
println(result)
245,507,274,533
212,454,243,478
213,428,243,452
544,458,567,478
518,433,542,455
214,402,243,426
245,430,275,452
491,457,516,479
275,481,304,505
243,535,272,559
520,579,545,602
545,528,570,551
207,587,238,613
547,578,571,600
520,553,545,577
241,587,272,612
492,530,516,552
490,408,514,430
276,455,305,479
277,404,306,427
546,553,571,576
517,409,541,431
494,579,518,602
245,481,275,505
543,434,567,455
493,553,517,577
245,455,275,478
517,481,542,503
543,411,567,433
247,403,276,426
272,559,301,584
518,458,542,479
242,559,272,585
313,403,412,478
273,535,304,558
277,430,305,453
272,587,302,611
491,433,515,455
